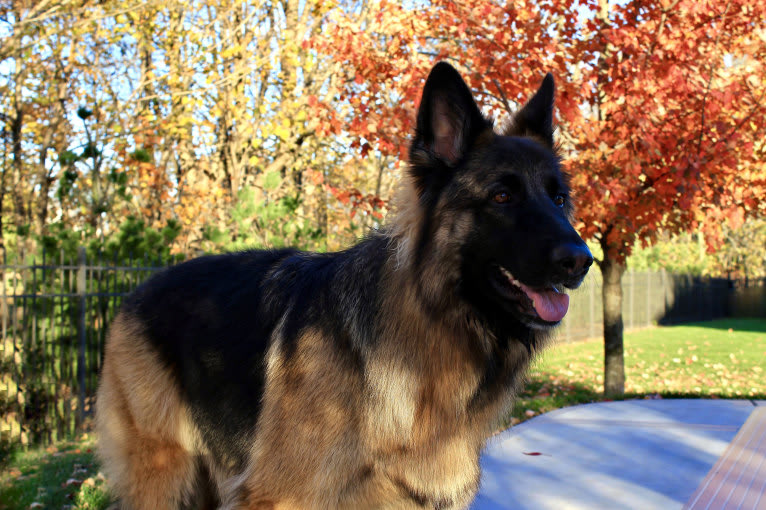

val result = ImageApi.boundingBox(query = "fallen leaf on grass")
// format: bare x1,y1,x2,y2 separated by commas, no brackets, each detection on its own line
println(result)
72,465,89,476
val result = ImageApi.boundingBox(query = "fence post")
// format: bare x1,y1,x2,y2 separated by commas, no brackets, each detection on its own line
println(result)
629,271,635,330
646,272,651,327
662,270,668,320
77,247,87,430
589,279,595,339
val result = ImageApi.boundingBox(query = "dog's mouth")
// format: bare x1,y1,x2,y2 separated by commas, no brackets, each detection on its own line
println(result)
491,265,570,325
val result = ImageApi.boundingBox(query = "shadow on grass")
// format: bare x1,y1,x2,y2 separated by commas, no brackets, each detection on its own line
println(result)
505,369,766,430
647,391,766,401
504,377,603,429
681,317,766,333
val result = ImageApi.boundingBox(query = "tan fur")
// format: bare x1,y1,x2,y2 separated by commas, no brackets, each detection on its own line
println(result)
227,328,366,508
388,175,423,268
371,205,532,505
226,268,497,508
96,315,207,510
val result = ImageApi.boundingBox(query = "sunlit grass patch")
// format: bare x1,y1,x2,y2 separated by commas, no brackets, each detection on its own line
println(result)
0,437,109,510
509,318,766,424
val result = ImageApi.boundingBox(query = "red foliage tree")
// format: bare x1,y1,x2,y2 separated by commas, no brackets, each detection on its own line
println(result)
563,0,766,393
315,0,766,394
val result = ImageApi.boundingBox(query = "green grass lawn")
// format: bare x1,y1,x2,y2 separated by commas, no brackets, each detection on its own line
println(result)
0,437,108,509
2,318,765,508
508,318,766,425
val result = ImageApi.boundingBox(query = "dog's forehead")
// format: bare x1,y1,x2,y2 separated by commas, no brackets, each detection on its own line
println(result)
465,136,561,184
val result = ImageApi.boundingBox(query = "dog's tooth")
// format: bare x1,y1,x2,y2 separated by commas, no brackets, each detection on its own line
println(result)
499,266,523,288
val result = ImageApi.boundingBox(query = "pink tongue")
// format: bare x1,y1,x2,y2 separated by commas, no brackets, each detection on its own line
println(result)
519,284,570,322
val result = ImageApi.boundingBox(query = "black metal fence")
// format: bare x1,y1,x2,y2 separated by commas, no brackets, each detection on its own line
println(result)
1,250,764,455
1,248,165,456
557,271,762,343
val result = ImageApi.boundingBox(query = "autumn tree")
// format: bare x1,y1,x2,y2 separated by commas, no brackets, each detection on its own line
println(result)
1,0,388,256
106,0,375,253
567,0,766,394
317,0,766,395
0,0,89,247
0,1,169,250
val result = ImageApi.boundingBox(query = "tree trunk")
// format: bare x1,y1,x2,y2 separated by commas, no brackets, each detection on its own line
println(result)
11,103,26,231
0,141,6,251
601,246,625,396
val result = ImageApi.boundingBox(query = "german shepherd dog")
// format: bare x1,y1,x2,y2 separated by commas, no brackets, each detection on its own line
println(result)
96,62,592,509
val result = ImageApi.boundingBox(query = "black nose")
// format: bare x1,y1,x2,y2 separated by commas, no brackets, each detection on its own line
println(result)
551,242,593,278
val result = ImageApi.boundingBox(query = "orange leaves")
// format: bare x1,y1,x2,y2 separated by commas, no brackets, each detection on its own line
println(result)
725,208,745,231
327,185,386,220
556,0,766,259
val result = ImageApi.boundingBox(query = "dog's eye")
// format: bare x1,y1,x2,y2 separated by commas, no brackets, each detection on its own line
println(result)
554,194,566,207
493,192,511,204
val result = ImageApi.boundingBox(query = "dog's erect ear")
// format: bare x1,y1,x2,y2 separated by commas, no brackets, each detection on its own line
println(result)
410,62,492,171
504,73,555,147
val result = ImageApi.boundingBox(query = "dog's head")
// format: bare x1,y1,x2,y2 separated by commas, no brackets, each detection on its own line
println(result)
406,62,592,331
